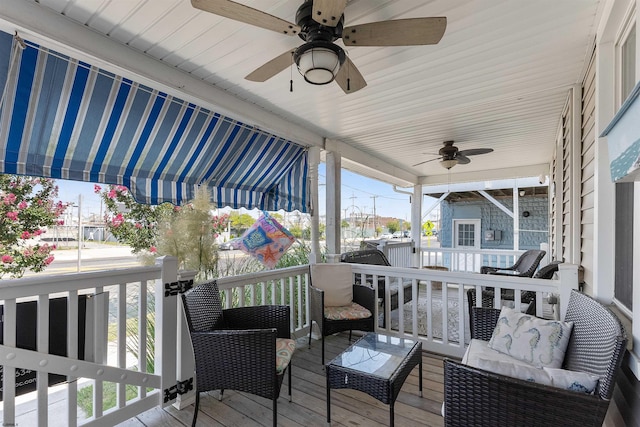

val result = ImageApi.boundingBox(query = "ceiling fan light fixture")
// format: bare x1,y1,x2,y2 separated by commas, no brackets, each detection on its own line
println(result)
440,159,458,169
294,41,345,85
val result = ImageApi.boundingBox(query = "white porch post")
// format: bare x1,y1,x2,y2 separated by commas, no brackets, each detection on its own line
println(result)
557,263,580,319
325,150,341,262
174,270,198,410
411,184,422,267
513,184,520,250
593,39,616,301
308,146,321,263
156,256,179,407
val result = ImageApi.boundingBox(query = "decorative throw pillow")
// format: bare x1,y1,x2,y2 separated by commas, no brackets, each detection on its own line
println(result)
544,368,599,394
476,358,551,384
475,359,599,394
488,306,573,368
311,263,353,307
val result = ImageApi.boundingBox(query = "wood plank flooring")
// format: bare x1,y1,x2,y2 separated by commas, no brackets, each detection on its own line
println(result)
120,333,449,427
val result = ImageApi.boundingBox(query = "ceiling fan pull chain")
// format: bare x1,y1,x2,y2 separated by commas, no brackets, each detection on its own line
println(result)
290,53,294,92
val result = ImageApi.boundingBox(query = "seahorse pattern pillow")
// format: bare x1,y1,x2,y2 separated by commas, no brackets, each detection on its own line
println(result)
488,306,573,368
475,359,599,394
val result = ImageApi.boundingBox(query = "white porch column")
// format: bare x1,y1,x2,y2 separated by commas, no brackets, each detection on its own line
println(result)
411,184,422,267
325,150,341,262
308,146,321,263
557,264,580,319
593,40,616,301
513,185,520,250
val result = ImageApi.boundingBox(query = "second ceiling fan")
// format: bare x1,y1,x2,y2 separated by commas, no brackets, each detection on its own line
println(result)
413,140,494,169
191,0,447,94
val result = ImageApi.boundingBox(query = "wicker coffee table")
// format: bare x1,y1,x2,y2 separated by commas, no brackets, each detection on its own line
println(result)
325,333,422,426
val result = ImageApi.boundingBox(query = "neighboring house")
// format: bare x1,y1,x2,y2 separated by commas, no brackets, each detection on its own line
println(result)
437,189,548,251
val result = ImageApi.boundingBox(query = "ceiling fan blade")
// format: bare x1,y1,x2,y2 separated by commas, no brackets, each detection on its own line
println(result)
412,157,440,167
245,49,295,82
457,148,494,156
335,56,367,94
312,0,347,27
342,17,446,46
456,154,471,165
191,0,300,36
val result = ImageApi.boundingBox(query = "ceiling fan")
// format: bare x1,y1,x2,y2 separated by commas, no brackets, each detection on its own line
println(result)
191,0,447,94
412,140,494,169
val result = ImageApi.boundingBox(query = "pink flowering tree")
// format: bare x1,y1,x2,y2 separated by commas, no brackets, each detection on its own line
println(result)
96,185,229,278
0,175,68,278
95,184,171,254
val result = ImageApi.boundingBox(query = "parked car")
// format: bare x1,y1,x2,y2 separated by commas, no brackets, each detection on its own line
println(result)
392,231,410,238
379,233,393,239
219,241,235,250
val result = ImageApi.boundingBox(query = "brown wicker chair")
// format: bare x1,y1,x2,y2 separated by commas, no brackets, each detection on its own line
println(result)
308,263,376,365
340,249,413,310
480,249,546,277
444,290,627,427
181,280,294,427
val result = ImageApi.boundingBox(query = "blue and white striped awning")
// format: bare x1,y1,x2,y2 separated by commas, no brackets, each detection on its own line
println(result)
0,31,309,212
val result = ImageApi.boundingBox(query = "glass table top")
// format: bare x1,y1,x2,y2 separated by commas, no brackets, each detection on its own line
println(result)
329,333,418,379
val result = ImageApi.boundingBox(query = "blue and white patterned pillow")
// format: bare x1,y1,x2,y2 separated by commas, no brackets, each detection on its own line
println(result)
488,306,574,368
544,368,599,394
475,359,599,394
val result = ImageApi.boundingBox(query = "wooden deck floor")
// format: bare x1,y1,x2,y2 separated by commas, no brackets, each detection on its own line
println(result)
118,333,448,427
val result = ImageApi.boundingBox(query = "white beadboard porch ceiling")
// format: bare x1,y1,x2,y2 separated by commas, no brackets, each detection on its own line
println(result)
0,0,602,187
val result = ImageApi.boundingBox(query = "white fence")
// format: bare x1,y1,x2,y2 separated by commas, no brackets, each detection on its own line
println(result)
1,258,578,425
420,247,524,272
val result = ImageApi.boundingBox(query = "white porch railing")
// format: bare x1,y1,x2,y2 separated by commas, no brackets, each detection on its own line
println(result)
377,241,414,267
0,257,578,425
350,263,579,358
420,247,524,272
0,256,193,427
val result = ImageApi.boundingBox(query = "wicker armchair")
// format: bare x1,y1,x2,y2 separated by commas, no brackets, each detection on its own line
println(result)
308,263,376,364
480,249,546,277
444,290,627,427
181,281,294,427
340,249,413,310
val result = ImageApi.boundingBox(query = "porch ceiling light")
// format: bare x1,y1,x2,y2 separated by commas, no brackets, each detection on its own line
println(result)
440,159,458,169
294,41,345,85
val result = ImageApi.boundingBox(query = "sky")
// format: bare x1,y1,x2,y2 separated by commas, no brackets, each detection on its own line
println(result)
55,163,433,222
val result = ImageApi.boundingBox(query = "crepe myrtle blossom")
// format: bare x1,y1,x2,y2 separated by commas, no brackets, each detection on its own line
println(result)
0,174,67,278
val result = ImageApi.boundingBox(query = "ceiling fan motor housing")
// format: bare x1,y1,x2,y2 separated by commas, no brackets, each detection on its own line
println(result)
439,140,458,160
296,0,344,43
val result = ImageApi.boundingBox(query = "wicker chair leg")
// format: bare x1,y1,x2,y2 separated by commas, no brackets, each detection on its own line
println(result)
321,335,325,365
308,322,313,349
191,392,200,427
288,365,292,402
272,396,277,427
218,389,224,401
349,329,352,341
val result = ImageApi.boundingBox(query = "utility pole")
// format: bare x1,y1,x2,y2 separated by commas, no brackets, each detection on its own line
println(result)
370,195,378,235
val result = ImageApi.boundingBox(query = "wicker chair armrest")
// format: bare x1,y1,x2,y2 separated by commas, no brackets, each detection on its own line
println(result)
352,284,376,313
444,359,610,427
223,305,291,338
470,306,501,340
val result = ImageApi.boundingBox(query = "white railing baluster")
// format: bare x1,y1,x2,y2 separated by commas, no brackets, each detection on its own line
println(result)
37,294,50,426
2,299,17,427
139,281,147,399
67,290,78,427
93,286,106,419
117,283,126,408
